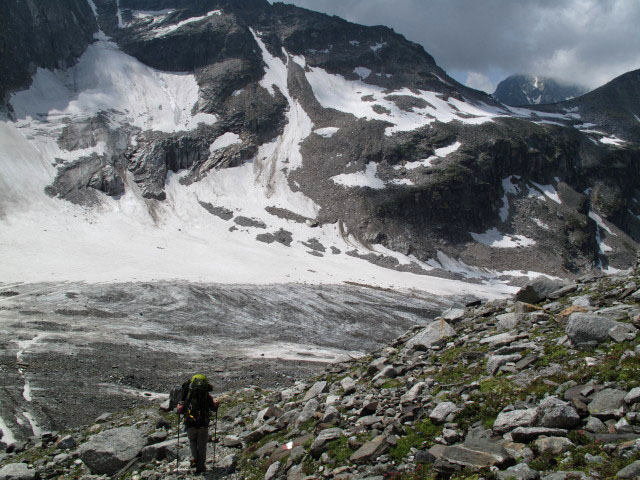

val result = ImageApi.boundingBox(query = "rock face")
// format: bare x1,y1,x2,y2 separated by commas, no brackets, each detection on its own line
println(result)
77,426,147,475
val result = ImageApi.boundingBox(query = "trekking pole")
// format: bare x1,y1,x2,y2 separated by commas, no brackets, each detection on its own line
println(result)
176,413,181,475
213,409,218,464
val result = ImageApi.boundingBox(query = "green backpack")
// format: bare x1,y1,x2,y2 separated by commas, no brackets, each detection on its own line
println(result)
184,374,211,426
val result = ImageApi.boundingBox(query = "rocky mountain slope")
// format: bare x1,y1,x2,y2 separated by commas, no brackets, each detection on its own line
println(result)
0,0,638,286
493,75,588,107
3,265,640,479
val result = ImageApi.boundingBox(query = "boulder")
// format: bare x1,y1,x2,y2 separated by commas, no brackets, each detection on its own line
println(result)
429,402,459,423
322,405,340,423
565,313,619,348
264,461,280,480
515,277,566,304
496,313,522,331
222,435,243,448
255,406,284,426
625,387,640,405
441,308,465,323
493,409,539,434
584,416,607,433
536,397,581,429
139,438,178,462
367,357,388,375
372,366,398,381
617,460,640,479
219,454,237,473
350,435,388,464
0,463,39,480
609,323,638,343
78,426,147,475
55,435,76,449
401,382,427,404
340,377,357,394
303,381,328,401
295,398,319,426
588,389,627,419
310,428,343,458
429,439,514,470
486,354,522,375
406,319,455,350
510,427,568,443
497,463,540,480
534,436,574,455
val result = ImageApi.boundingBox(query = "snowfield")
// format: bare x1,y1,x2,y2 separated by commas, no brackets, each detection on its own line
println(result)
0,29,562,301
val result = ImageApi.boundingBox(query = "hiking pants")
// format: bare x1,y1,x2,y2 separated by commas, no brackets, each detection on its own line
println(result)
187,426,208,471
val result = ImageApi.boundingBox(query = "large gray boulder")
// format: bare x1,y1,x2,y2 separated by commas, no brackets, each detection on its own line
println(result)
515,277,566,304
565,313,619,348
78,426,147,475
429,439,514,470
536,397,581,429
588,389,627,419
617,460,640,479
406,319,455,350
493,408,539,434
0,463,38,480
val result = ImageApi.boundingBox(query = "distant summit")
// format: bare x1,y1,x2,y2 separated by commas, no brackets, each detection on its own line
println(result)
493,74,588,106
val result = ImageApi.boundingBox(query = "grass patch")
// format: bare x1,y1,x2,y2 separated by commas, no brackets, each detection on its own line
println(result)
326,436,354,462
390,419,442,460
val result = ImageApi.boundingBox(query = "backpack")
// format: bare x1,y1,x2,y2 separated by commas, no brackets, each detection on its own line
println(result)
183,374,212,427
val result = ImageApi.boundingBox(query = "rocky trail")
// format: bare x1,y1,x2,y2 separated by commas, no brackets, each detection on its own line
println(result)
3,268,640,479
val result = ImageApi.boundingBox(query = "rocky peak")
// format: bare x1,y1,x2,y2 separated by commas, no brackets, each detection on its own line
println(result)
493,74,588,106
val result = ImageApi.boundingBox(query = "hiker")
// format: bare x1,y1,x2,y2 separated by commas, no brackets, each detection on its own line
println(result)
177,374,220,474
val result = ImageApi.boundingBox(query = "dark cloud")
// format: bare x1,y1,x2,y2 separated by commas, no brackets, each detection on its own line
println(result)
272,0,640,92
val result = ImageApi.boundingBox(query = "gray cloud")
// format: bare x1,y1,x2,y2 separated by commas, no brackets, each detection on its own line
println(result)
273,0,640,92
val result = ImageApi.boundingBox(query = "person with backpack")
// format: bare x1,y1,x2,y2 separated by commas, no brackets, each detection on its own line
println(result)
176,374,220,474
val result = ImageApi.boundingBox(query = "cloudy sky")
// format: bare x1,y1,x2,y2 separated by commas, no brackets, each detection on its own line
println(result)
274,0,640,93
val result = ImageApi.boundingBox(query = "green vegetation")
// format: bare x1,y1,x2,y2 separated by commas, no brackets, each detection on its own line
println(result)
390,419,442,461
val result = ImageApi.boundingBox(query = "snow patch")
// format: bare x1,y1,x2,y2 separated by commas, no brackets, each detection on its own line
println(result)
304,67,498,135
353,67,372,80
349,40,360,46
86,0,98,17
599,135,625,146
402,141,461,171
530,181,561,204
371,42,386,53
0,415,17,445
470,228,536,248
151,10,221,37
499,176,521,222
332,162,385,189
314,127,339,138
116,0,124,28
10,39,217,133
533,218,550,230
210,132,241,152
589,211,616,236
